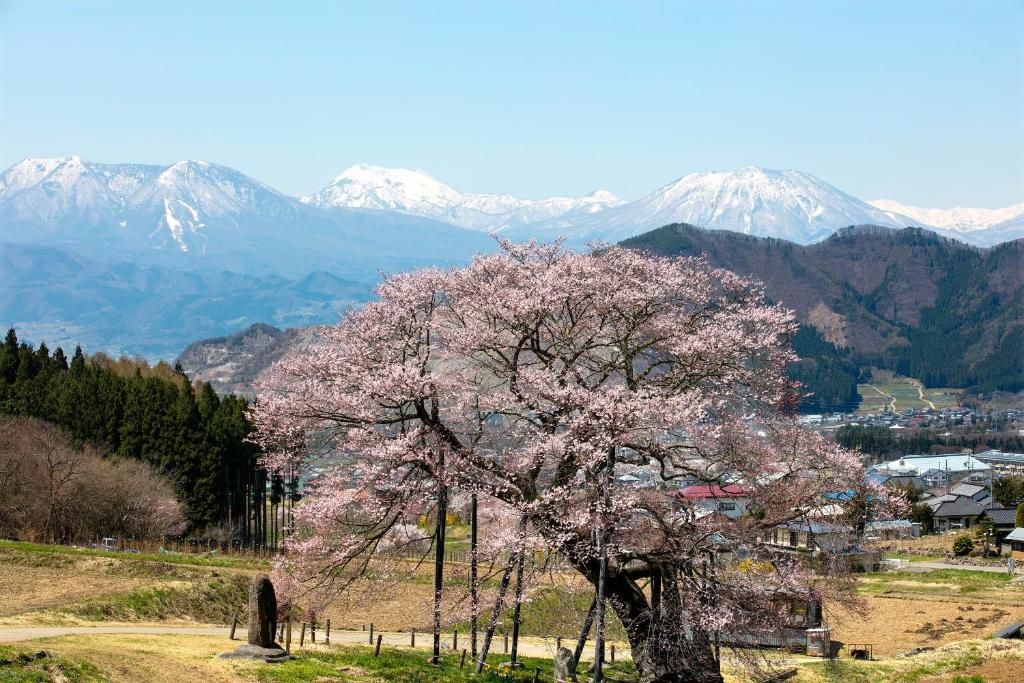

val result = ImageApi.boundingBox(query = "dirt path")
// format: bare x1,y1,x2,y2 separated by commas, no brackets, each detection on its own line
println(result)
912,380,936,410
867,384,897,412
0,625,228,643
0,625,631,661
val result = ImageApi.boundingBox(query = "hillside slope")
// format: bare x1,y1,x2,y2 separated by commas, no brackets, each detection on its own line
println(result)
622,225,1024,396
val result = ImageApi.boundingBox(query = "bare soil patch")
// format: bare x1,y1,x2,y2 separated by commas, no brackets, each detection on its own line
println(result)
827,596,1021,656
0,561,153,620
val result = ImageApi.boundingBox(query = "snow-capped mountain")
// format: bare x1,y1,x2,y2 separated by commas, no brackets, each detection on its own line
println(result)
509,167,921,245
0,156,306,254
304,163,624,232
868,199,1024,246
0,157,163,238
0,156,494,278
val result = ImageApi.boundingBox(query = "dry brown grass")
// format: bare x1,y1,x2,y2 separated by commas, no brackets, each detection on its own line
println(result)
827,595,1022,656
917,656,1024,683
17,634,257,683
0,557,156,622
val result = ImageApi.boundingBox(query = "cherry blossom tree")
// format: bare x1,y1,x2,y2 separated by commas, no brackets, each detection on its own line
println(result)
252,241,889,683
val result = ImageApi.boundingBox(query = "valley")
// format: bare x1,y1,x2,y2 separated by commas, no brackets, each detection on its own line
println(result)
856,375,961,415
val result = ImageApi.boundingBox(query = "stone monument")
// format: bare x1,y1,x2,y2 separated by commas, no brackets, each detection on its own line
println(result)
554,646,577,681
248,575,278,647
219,575,289,663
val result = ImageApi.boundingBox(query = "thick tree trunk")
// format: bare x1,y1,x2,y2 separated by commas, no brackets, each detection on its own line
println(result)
577,562,724,683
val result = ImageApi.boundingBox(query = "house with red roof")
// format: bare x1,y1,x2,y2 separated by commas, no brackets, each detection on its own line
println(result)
677,483,749,519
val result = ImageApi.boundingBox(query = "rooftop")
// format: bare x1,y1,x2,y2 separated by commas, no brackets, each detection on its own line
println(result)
876,454,991,475
679,484,747,499
1005,528,1024,543
933,497,987,518
985,508,1019,525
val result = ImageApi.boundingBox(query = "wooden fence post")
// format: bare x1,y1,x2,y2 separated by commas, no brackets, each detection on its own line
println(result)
311,619,316,644
504,633,509,654
453,629,458,650
556,636,561,650
611,643,615,663
460,648,467,668
300,622,306,647
229,612,238,640
411,628,416,647
285,616,292,653
375,634,383,657
326,619,331,645
369,622,374,645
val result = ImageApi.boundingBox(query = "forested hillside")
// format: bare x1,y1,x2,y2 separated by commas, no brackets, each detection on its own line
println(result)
622,225,1024,411
0,328,291,541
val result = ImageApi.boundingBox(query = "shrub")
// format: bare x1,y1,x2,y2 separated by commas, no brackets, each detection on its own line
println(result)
952,533,974,557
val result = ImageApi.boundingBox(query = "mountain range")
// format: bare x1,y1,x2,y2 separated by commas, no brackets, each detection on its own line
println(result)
2,155,1021,360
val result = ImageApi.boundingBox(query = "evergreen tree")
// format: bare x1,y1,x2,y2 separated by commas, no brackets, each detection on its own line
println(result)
70,346,86,376
0,329,267,538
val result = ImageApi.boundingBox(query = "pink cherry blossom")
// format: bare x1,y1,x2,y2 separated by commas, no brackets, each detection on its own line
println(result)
251,241,895,682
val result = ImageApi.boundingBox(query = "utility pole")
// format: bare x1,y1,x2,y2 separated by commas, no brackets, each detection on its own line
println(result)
470,493,479,659
594,445,614,682
431,483,447,665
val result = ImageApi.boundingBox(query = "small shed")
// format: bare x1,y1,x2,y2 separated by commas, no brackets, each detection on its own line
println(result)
1004,528,1024,560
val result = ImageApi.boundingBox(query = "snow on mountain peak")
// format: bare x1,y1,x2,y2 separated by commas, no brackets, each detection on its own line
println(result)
515,166,920,245
305,165,623,231
2,157,1020,250
868,198,1024,233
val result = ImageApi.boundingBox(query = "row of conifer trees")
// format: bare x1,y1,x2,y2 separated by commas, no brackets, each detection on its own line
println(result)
0,328,297,545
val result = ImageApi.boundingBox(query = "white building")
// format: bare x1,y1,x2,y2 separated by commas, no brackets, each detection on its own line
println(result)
873,454,992,488
973,450,1024,478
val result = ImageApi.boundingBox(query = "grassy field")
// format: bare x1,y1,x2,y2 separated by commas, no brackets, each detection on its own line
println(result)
2,634,1022,683
0,541,253,626
857,376,961,414
2,541,1024,681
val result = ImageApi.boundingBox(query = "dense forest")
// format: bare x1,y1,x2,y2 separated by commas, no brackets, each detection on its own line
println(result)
836,424,1024,461
787,325,863,413
0,328,296,546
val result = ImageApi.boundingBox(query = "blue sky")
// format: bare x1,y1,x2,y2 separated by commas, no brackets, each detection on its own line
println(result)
1,1,1021,207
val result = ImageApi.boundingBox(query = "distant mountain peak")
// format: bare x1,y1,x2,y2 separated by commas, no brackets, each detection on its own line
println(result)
305,164,623,231
868,198,1024,237
514,166,920,245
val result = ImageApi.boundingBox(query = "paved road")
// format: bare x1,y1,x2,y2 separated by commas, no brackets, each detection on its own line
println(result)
0,624,630,662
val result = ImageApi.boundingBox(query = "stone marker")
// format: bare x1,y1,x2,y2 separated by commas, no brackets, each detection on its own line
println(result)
219,575,288,663
554,646,576,682
248,575,278,647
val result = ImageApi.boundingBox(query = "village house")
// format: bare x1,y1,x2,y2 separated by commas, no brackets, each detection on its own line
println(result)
677,483,749,519
1003,528,1024,560
983,507,1021,546
927,496,987,532
948,481,993,506
762,521,851,553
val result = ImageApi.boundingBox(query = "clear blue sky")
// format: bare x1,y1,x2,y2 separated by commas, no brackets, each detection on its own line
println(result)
2,0,1021,207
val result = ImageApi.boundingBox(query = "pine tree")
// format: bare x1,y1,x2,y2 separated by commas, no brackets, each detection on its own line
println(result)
70,346,86,376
